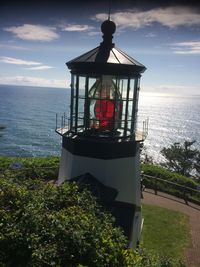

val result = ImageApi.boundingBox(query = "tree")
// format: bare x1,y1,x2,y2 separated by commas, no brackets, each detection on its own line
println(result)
161,140,198,177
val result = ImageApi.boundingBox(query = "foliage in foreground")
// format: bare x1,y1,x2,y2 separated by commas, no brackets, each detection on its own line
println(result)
0,175,185,267
0,177,127,266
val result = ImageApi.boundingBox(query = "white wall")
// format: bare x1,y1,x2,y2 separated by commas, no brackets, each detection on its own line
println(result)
58,145,141,205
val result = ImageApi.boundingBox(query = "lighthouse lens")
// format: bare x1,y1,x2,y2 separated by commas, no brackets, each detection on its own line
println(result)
95,99,115,130
89,75,122,131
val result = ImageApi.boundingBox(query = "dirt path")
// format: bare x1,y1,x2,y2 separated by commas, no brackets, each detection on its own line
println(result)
142,190,200,267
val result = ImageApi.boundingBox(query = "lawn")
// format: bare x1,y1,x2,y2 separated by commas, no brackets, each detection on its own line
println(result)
141,204,191,261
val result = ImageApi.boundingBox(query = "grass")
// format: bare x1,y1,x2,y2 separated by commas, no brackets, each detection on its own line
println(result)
141,204,191,261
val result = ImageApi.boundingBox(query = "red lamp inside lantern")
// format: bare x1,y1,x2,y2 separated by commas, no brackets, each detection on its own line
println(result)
89,75,122,131
95,99,115,130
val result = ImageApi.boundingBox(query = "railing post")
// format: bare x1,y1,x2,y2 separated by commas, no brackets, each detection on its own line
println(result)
61,115,64,134
183,187,188,205
64,112,66,127
154,176,158,195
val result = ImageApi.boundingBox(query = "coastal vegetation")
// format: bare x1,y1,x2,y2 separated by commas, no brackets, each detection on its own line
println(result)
0,155,189,266
0,176,131,266
0,156,59,181
1,141,198,266
0,173,185,267
141,140,200,204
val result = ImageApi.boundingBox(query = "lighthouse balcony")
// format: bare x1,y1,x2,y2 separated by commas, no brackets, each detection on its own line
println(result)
56,113,148,142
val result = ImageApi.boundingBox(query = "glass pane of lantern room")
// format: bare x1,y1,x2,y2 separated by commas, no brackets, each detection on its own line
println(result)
129,79,135,100
70,74,76,130
128,78,135,133
88,77,99,129
118,78,128,134
77,76,86,130
133,77,140,134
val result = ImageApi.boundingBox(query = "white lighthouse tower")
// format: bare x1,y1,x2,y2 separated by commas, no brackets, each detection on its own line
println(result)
56,19,146,247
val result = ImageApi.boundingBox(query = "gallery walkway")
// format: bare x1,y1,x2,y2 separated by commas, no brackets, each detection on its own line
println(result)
142,190,200,267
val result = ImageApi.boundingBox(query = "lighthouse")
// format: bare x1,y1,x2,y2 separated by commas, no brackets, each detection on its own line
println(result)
56,19,146,247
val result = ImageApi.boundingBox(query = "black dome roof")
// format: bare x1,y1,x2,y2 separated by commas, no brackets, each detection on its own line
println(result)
66,20,146,76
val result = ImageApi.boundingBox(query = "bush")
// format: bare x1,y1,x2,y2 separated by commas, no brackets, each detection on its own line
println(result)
0,156,59,181
141,163,200,203
0,157,187,266
0,174,185,266
0,177,133,266
141,164,198,188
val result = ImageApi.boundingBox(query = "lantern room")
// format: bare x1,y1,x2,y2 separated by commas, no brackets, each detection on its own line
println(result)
56,19,147,248
65,19,146,140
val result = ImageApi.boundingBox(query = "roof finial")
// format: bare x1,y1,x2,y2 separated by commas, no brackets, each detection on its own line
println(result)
101,19,116,47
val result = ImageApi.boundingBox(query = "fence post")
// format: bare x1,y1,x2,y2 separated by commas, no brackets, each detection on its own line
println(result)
154,176,158,195
64,112,66,127
183,187,188,205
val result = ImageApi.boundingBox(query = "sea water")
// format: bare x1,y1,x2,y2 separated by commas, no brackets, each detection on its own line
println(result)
0,85,69,157
0,84,199,161
138,92,200,162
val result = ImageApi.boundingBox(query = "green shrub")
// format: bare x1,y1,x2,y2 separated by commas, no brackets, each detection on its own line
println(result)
0,175,184,267
0,156,59,181
141,164,197,188
141,163,200,203
0,157,187,266
0,176,135,266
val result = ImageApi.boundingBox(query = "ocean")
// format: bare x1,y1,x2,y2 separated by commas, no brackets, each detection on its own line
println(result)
0,84,199,162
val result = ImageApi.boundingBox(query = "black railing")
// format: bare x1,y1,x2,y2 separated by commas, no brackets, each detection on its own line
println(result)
55,112,149,140
142,173,200,206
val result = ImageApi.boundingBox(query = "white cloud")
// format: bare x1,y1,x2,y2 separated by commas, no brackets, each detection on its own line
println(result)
0,44,30,50
0,56,53,70
25,65,53,70
145,33,156,38
0,56,41,65
93,6,200,29
172,41,200,54
87,31,101,36
62,24,94,32
4,24,59,41
0,75,68,88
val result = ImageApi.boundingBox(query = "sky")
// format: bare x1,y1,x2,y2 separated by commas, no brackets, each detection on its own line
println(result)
1,0,200,95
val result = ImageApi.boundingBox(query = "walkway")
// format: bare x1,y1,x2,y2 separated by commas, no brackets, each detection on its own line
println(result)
142,189,200,267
